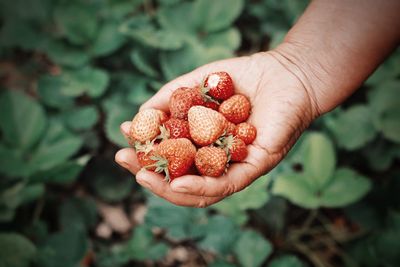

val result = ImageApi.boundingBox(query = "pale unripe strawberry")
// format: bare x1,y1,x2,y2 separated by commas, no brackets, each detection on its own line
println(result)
188,106,227,146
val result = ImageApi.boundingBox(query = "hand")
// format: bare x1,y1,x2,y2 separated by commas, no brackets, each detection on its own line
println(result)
115,51,321,207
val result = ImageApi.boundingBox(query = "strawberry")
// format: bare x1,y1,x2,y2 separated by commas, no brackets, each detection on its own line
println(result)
216,135,247,162
152,138,196,181
228,137,248,162
203,100,220,111
225,121,236,136
202,72,234,100
195,146,228,177
135,141,158,171
188,106,227,146
130,108,163,143
161,118,191,140
235,122,257,144
219,94,251,124
169,87,204,120
157,110,169,124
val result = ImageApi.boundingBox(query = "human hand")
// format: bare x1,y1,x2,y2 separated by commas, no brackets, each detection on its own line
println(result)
115,50,321,207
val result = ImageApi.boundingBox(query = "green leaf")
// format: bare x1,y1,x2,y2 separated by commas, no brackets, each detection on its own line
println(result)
160,40,232,80
60,197,97,231
320,168,372,207
0,144,31,177
0,233,36,267
253,196,288,234
272,173,319,209
60,67,110,98
104,103,134,147
30,156,89,184
37,227,88,267
368,80,400,143
120,225,168,261
54,3,98,45
28,120,83,172
213,174,271,225
145,194,208,240
301,132,336,191
38,75,74,109
61,106,99,131
193,0,244,32
204,28,241,50
234,230,272,267
157,2,197,33
198,215,239,254
90,21,126,56
42,40,90,68
0,90,47,150
130,48,159,77
268,255,307,267
87,158,133,202
325,105,377,150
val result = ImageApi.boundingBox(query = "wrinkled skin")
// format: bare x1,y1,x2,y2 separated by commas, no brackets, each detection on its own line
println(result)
115,51,321,207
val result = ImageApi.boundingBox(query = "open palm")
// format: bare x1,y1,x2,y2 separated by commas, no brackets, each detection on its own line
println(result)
115,51,320,207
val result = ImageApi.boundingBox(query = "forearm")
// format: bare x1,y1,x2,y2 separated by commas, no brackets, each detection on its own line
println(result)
271,0,400,115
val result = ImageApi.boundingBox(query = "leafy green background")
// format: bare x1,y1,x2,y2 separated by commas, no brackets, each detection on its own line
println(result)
0,0,399,266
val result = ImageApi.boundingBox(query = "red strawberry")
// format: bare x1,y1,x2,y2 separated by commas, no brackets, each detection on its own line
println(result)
235,122,257,144
195,146,228,177
225,121,236,136
203,100,220,111
153,138,196,181
162,118,191,139
157,110,169,124
188,106,227,146
169,87,204,120
228,137,248,162
135,141,158,171
202,72,234,100
130,109,163,143
219,94,251,124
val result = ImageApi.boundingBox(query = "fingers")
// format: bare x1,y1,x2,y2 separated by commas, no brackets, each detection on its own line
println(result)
135,169,223,207
170,145,280,197
115,148,141,174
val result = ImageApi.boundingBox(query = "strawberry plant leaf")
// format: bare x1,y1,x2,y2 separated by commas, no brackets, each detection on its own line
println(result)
320,168,372,207
324,105,377,150
41,39,90,68
0,90,47,150
28,120,83,172
38,75,74,110
145,194,208,240
112,225,168,262
204,28,241,50
104,103,133,147
198,215,239,255
90,21,126,57
60,67,110,98
213,174,271,225
233,230,272,267
157,2,197,33
193,0,244,32
37,227,88,267
61,105,99,131
368,80,400,143
54,3,98,45
0,233,36,267
272,173,320,209
59,197,97,231
301,132,336,191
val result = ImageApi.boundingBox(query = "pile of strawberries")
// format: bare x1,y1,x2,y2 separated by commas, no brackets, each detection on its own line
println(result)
128,72,256,181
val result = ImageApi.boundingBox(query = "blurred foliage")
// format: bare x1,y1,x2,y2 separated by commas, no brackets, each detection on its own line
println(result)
0,0,399,266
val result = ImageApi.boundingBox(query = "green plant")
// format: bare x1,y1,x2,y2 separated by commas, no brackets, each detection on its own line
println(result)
0,0,399,267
